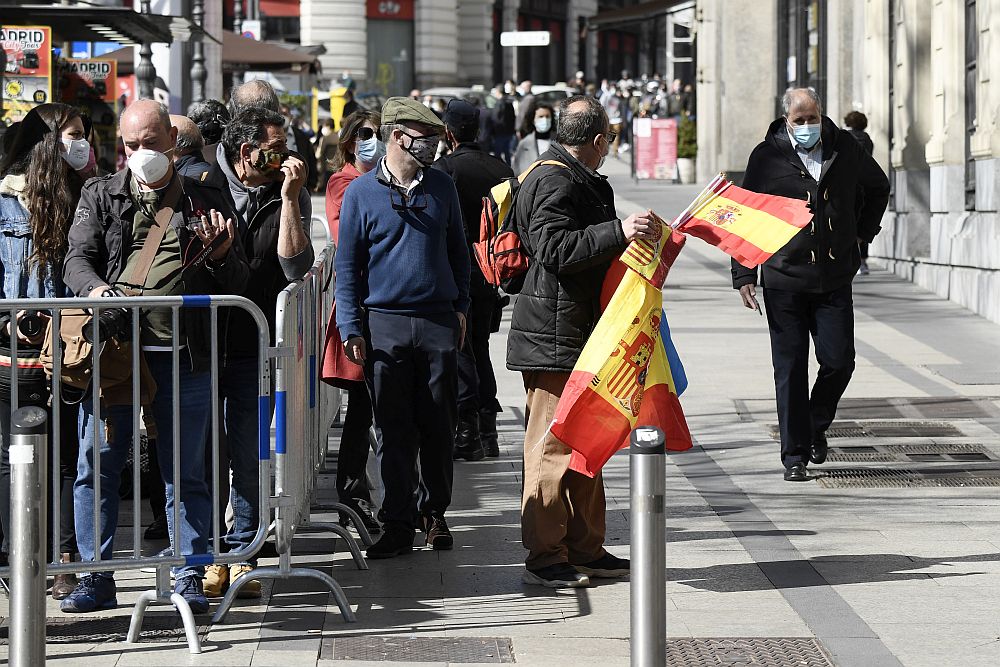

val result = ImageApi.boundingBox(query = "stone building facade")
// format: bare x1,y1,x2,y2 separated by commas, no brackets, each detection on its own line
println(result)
697,0,1000,324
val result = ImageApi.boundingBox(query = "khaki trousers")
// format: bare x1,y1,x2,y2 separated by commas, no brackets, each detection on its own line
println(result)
521,371,606,570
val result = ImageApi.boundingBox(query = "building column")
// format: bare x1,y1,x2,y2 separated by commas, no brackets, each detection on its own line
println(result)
972,1,1000,211
924,0,964,214
500,0,521,82
415,0,459,88
824,0,855,124
458,0,493,86
301,0,367,89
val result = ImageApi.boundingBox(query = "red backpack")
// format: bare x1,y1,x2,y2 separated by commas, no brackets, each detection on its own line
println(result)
473,159,567,293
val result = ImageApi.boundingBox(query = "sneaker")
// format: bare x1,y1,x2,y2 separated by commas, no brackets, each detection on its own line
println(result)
366,526,415,559
522,563,591,588
174,574,209,614
144,514,168,540
858,261,870,276
573,553,630,578
424,515,453,550
230,563,262,599
60,574,117,613
338,498,382,536
203,563,229,598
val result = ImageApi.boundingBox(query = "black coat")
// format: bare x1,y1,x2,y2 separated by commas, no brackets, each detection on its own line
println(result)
506,143,626,372
63,168,250,371
731,116,890,293
432,143,514,298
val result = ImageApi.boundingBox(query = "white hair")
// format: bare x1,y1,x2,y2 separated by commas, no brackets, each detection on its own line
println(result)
782,87,823,115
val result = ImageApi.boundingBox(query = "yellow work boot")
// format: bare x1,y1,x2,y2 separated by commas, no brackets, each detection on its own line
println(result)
203,564,229,598
230,563,262,599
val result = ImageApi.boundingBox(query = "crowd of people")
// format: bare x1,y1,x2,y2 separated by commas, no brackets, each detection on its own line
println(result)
0,72,888,612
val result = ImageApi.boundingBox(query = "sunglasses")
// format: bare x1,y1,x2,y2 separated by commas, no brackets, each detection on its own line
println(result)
605,130,618,143
356,126,376,141
389,187,428,212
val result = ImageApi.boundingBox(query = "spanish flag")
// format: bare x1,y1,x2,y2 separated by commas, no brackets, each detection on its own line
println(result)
551,222,693,478
672,174,813,268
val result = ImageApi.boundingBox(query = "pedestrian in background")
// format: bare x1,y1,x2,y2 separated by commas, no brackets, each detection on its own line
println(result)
187,99,229,167
507,95,658,588
335,97,469,559
169,114,210,178
844,110,875,275
512,103,555,175
490,86,517,165
733,88,889,482
321,109,384,535
432,100,513,461
0,103,89,599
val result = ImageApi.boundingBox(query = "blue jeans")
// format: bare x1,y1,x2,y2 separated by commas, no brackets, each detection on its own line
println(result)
220,356,262,558
74,352,212,578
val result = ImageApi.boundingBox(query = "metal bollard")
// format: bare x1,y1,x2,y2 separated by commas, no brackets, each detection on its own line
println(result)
630,426,666,667
9,406,48,667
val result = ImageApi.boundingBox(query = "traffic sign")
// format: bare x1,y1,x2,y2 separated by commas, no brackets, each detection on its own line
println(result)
500,31,551,47
241,20,262,41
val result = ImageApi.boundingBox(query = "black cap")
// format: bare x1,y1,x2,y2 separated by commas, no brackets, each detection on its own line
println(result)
443,99,479,130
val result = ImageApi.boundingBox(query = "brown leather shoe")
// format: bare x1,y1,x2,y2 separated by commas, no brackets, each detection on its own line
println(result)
424,515,453,550
51,553,78,600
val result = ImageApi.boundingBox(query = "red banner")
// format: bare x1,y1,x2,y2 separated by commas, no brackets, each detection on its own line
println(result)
633,117,678,181
366,0,414,20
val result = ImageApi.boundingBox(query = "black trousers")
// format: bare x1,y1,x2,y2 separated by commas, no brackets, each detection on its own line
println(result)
336,382,374,504
0,398,79,555
762,284,856,468
456,294,501,414
365,311,459,532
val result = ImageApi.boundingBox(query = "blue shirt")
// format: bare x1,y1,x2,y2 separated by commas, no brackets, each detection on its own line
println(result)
334,160,471,341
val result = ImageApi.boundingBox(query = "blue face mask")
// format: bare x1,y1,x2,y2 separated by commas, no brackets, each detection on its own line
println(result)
355,137,385,166
790,122,821,149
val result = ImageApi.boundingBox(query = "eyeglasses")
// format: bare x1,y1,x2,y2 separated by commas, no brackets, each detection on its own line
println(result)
356,127,375,141
605,130,618,143
389,185,428,212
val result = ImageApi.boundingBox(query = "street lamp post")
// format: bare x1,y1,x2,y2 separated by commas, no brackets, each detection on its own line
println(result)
136,0,156,99
191,0,206,103
232,0,244,89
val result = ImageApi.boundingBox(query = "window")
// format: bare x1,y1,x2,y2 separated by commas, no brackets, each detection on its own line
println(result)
965,0,977,211
776,0,826,114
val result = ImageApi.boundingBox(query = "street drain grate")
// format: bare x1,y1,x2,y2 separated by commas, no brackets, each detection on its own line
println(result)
828,443,996,463
771,421,964,440
817,468,1000,489
0,616,208,644
666,638,833,666
323,636,515,663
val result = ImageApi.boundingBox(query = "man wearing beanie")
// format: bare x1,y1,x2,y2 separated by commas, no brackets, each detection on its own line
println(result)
433,100,513,461
335,97,471,558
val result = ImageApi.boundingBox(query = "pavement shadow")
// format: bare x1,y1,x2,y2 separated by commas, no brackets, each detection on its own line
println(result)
667,552,1000,592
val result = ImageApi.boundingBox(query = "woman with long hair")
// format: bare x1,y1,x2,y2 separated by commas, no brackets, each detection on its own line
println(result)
320,110,383,535
512,103,555,174
0,103,89,599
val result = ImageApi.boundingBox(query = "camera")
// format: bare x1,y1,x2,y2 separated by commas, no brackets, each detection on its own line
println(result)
83,287,133,345
17,312,44,339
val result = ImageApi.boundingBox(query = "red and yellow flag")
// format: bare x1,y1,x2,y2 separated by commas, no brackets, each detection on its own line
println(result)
673,174,813,268
550,222,692,478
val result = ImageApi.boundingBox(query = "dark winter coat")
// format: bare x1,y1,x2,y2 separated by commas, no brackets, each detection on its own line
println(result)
432,142,514,298
63,168,250,372
506,143,627,372
731,116,889,294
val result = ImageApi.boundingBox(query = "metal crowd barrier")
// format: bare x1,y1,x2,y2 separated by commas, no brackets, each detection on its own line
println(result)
0,295,272,655
212,243,369,624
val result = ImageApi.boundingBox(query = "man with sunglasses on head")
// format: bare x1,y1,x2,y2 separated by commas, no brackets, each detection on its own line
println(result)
335,97,470,559
198,105,314,598
507,95,661,588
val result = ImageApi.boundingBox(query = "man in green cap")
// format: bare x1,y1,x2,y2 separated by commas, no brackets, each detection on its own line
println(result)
335,97,471,558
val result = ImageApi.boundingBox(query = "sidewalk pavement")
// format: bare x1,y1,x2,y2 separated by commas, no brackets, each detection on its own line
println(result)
3,159,1000,666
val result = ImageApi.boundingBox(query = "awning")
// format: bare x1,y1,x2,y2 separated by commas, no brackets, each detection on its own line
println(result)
100,45,135,76
587,0,689,29
0,4,215,45
221,32,321,73
260,0,300,18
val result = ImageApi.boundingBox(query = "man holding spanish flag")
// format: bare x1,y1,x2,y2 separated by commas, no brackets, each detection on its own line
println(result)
732,88,889,482
506,95,660,588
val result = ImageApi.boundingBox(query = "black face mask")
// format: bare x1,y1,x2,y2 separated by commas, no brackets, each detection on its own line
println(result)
250,147,291,181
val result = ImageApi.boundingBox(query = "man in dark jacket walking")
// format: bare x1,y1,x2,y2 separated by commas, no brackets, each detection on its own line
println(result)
507,95,659,588
61,99,249,614
199,106,314,599
432,100,513,461
733,88,889,482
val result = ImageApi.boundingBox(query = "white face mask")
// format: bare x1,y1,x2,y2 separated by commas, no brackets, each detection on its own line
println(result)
127,148,172,185
60,137,91,171
534,117,552,134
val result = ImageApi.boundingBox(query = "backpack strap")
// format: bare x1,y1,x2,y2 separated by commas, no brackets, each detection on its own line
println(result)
517,159,568,182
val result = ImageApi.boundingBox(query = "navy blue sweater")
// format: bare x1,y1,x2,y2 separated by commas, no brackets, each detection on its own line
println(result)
335,162,471,341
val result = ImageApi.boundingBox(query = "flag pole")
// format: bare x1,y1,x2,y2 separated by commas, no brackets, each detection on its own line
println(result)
669,173,727,230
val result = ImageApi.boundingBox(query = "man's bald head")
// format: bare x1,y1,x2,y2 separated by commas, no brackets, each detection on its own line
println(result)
120,99,177,157
782,88,823,124
229,80,281,115
170,114,204,157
